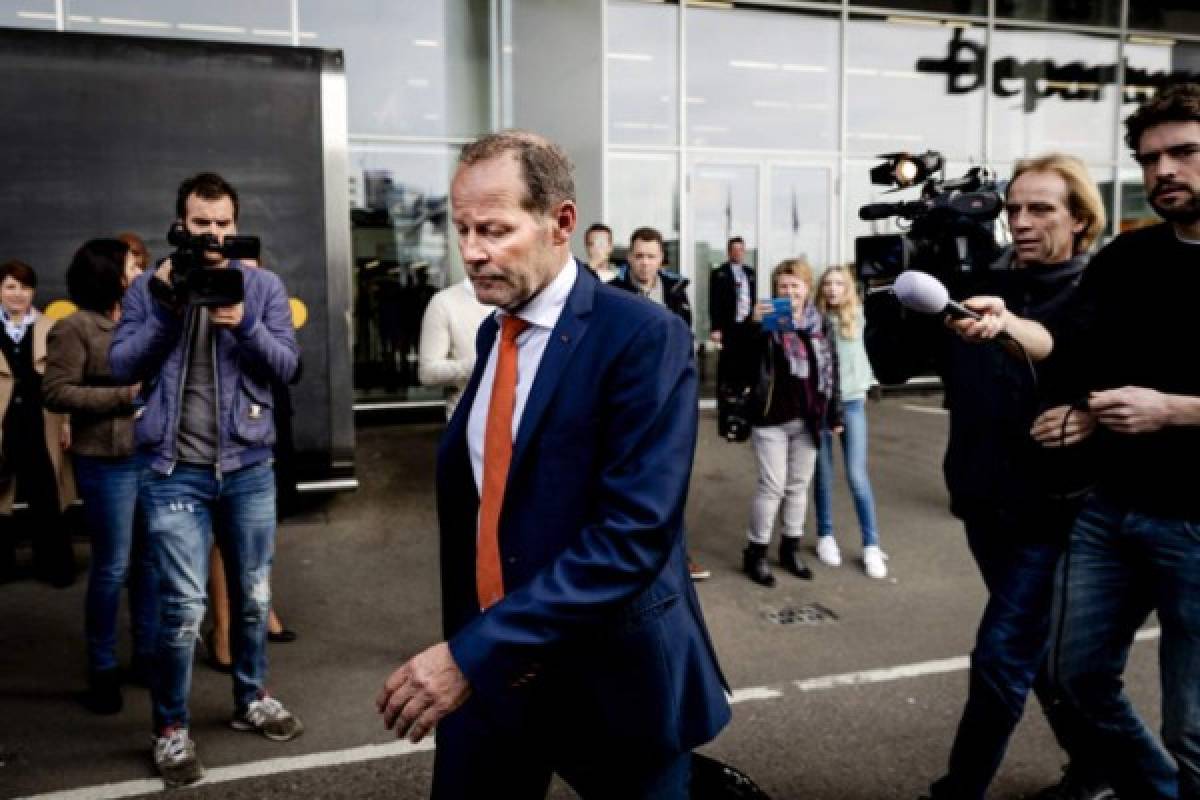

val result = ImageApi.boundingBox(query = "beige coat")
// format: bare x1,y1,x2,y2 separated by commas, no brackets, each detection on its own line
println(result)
0,313,76,515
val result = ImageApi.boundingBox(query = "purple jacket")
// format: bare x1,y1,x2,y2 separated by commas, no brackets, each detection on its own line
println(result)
109,262,299,477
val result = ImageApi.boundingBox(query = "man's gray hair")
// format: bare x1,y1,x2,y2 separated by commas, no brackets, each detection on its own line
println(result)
458,130,576,215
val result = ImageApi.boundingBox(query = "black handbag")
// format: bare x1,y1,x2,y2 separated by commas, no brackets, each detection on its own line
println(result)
717,384,754,443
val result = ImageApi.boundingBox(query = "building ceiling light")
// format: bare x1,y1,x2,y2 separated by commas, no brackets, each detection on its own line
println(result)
16,10,56,20
299,31,318,40
847,67,879,77
413,38,440,47
1128,34,1175,47
178,23,247,35
730,59,778,71
252,28,291,37
881,69,922,79
782,64,828,73
885,15,944,27
608,52,654,61
407,78,431,88
686,96,707,104
752,100,791,109
67,15,94,23
99,16,171,29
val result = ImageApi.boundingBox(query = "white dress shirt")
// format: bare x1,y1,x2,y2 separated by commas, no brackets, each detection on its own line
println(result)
731,263,751,323
467,256,577,494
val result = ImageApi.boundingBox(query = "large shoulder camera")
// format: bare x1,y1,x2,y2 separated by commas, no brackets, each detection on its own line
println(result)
854,151,1007,292
166,223,259,306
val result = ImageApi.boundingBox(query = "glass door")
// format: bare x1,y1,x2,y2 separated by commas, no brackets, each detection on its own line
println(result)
763,164,833,276
688,162,759,342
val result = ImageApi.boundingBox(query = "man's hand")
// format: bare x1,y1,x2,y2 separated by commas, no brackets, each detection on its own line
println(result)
1089,387,1174,434
751,300,774,323
376,642,471,744
209,303,244,329
1031,404,1096,447
709,330,723,344
947,296,1008,342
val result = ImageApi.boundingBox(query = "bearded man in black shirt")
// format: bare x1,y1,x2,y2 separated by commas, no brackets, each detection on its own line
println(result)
957,83,1200,800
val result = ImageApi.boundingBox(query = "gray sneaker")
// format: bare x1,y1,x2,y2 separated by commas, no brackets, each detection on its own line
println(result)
231,695,304,742
153,726,204,788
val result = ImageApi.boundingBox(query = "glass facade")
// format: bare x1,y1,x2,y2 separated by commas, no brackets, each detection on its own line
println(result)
8,0,1200,406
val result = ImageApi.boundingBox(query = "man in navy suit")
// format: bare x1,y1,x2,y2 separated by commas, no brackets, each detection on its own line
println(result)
375,131,730,798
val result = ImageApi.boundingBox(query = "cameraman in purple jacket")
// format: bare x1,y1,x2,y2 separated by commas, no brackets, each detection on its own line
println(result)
109,173,300,788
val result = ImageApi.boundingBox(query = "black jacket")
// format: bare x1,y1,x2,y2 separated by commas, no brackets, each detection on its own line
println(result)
708,262,755,335
613,270,693,327
749,315,843,446
865,258,1092,530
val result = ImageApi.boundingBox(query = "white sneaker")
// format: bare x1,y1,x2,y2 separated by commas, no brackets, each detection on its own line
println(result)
231,695,304,741
152,726,204,788
863,546,888,579
815,535,842,567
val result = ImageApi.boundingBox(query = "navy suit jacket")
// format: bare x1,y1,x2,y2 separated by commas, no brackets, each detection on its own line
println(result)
436,262,730,757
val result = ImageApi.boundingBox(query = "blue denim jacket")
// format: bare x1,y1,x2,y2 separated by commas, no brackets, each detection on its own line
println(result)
109,262,299,477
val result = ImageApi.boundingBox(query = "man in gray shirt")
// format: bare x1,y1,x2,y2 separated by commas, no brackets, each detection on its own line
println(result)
110,172,302,788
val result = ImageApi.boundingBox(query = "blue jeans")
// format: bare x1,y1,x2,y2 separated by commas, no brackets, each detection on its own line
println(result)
814,398,880,547
931,513,1101,800
1049,493,1191,799
75,454,158,673
140,460,276,731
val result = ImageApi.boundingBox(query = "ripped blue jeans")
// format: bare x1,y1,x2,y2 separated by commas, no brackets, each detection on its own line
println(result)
140,460,276,731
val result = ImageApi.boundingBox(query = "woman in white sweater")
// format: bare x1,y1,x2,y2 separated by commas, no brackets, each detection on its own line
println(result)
418,278,492,419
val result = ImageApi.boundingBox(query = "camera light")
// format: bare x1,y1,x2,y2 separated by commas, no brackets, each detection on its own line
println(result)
895,159,920,186
869,151,944,189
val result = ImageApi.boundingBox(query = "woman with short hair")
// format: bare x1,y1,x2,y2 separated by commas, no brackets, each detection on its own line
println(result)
0,259,75,587
44,238,154,714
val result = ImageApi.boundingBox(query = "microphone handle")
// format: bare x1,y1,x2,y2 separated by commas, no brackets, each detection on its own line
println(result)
942,301,1014,343
942,300,981,321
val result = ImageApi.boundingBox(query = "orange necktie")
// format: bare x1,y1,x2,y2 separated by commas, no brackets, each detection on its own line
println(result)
476,315,530,610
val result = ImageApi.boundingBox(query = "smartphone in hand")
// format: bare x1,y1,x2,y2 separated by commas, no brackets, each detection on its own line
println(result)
761,298,794,332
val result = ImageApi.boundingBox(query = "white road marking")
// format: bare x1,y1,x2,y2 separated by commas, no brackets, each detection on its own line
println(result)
19,628,1162,799
14,739,435,800
794,655,969,692
729,686,784,704
901,404,948,415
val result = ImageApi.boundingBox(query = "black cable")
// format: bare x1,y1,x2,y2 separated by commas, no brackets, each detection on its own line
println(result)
1060,406,1075,449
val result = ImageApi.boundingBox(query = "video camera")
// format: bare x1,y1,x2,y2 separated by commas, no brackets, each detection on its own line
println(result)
166,222,258,306
854,151,1007,290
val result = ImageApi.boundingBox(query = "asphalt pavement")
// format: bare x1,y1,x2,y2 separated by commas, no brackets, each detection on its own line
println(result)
0,395,1164,799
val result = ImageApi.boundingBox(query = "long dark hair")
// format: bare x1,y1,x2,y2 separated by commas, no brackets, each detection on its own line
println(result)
67,239,128,313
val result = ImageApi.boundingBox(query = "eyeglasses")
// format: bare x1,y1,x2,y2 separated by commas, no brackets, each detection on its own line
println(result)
1133,143,1200,168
